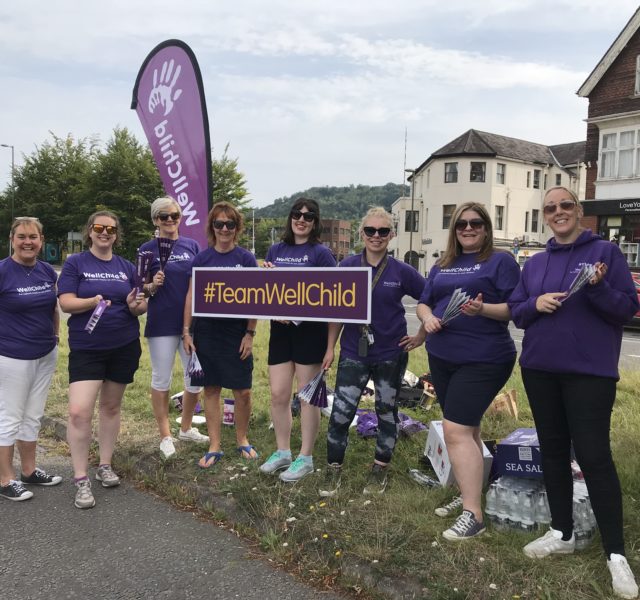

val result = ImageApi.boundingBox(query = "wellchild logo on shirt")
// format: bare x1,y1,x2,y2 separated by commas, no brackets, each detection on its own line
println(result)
168,252,192,263
82,272,129,281
16,282,53,294
440,264,482,274
275,255,310,265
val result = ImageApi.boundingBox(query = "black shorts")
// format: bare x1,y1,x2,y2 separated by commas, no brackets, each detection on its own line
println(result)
428,354,515,427
268,320,328,366
68,339,142,385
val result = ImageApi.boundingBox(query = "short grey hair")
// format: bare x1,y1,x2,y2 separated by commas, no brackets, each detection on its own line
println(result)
150,196,180,221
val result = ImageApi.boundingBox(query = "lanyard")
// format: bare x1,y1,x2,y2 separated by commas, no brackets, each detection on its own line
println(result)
360,251,388,336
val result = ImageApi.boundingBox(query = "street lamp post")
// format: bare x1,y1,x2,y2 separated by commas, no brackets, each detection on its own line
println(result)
404,168,416,269
1,143,15,257
251,208,256,255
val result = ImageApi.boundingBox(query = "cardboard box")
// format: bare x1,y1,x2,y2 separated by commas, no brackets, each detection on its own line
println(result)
494,428,543,479
424,420,493,487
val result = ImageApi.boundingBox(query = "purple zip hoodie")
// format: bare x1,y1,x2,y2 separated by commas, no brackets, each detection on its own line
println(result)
508,230,639,379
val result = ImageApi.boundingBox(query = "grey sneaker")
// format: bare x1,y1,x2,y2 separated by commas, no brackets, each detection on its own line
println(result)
178,427,210,443
95,465,120,488
259,451,292,474
319,463,342,497
363,463,388,495
74,479,95,509
523,527,575,559
442,509,486,541
608,553,639,599
279,456,314,482
435,495,463,517
159,436,177,459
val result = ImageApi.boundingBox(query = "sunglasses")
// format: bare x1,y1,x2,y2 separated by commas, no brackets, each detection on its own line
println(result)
363,226,392,238
543,200,576,215
454,219,485,231
158,212,180,222
213,220,237,230
291,210,316,222
91,224,117,235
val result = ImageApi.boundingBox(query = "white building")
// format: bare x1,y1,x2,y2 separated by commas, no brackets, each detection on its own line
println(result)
390,129,586,274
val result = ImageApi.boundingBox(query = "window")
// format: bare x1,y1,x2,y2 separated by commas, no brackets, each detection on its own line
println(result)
444,162,458,183
405,210,419,232
470,162,486,182
544,173,548,189
533,169,541,189
526,171,531,187
524,211,529,233
599,129,640,179
442,204,456,229
494,205,504,230
555,174,561,186
532,209,539,233
333,226,338,234
635,55,640,95
496,163,506,185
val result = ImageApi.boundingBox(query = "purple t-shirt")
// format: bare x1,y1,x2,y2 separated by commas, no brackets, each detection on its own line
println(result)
57,251,139,351
0,258,57,360
265,241,336,268
338,253,426,362
419,251,519,364
191,246,258,271
140,236,200,337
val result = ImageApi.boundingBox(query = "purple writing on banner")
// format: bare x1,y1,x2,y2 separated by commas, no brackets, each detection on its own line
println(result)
132,40,212,249
192,268,371,323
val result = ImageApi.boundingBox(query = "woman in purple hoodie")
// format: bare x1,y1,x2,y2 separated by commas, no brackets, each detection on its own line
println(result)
508,186,639,600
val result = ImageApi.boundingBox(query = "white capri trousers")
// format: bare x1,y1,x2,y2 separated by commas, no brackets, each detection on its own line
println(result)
0,347,58,445
147,335,202,394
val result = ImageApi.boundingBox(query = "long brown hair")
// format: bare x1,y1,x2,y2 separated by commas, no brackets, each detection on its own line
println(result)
281,197,322,245
83,210,122,248
438,202,494,268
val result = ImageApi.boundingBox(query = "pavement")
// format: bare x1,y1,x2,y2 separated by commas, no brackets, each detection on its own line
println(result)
0,442,343,600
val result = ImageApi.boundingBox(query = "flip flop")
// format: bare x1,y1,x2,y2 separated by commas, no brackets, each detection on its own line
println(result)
237,445,259,460
197,451,224,469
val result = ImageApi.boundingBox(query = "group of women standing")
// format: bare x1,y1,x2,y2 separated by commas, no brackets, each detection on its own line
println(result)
1,188,637,599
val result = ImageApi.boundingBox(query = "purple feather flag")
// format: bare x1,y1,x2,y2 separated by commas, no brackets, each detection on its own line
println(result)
157,236,177,271
135,250,154,293
298,370,328,408
186,351,204,379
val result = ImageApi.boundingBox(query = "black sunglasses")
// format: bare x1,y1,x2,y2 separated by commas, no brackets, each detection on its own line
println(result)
363,226,392,238
543,200,576,215
291,210,316,222
454,219,485,231
91,224,117,235
213,220,237,230
158,212,181,222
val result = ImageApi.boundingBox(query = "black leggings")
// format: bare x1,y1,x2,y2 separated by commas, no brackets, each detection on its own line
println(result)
521,368,624,557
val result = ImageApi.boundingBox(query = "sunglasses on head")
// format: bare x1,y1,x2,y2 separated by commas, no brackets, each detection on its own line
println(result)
363,226,392,238
454,219,485,231
91,224,117,235
213,220,237,230
543,200,576,215
291,210,316,222
158,212,180,222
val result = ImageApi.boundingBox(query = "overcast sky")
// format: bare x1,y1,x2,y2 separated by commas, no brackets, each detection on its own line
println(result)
1,1,638,207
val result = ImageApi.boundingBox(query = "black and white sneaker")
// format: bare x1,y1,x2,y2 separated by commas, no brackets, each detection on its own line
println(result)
0,480,34,501
442,509,486,541
21,467,63,486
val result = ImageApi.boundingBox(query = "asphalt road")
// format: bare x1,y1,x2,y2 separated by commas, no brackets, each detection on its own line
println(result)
0,448,342,600
403,298,640,372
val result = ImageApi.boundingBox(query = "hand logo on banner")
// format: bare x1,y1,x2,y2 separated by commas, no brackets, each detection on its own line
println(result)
149,59,183,116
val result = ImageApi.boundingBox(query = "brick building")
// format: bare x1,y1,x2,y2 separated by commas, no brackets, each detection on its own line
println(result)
321,219,351,260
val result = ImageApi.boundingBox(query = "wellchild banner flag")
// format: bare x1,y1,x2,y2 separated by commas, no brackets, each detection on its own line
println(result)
131,39,212,249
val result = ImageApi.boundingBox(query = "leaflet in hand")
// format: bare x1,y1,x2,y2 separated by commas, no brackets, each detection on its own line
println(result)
186,351,204,379
135,250,154,293
85,299,108,334
561,263,596,302
440,288,471,325
156,236,177,271
297,370,328,408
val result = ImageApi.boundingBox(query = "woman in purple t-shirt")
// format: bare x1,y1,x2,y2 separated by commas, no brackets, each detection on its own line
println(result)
58,211,147,510
0,217,61,502
259,198,336,482
139,196,206,460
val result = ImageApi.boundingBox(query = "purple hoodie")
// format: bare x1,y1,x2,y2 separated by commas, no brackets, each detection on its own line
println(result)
508,230,639,379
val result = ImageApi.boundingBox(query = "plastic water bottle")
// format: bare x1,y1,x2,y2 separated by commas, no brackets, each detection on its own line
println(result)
520,492,535,532
534,490,551,530
509,489,521,529
484,483,498,524
495,481,510,531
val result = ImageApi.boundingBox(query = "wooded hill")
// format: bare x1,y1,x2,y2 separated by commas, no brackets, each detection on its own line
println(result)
255,182,408,220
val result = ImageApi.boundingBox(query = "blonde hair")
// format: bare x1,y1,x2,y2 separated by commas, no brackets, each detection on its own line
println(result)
150,196,180,221
359,207,394,232
543,186,580,207
10,216,43,237
439,202,494,268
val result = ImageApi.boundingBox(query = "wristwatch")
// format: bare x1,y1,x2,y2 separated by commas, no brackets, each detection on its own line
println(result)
245,329,256,337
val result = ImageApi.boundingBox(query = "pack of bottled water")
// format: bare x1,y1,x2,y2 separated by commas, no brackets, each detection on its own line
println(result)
484,476,597,548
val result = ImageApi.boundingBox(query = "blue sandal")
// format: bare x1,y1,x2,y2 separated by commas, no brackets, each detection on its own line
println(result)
237,445,259,460
197,451,224,469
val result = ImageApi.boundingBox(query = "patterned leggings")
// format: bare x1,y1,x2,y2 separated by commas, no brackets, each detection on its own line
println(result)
327,353,408,465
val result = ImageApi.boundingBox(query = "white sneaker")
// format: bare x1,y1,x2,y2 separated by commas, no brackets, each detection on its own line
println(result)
159,436,176,459
523,527,575,559
178,427,210,443
608,554,639,599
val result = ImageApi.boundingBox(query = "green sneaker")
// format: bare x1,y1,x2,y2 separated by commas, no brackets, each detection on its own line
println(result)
363,463,388,495
279,456,314,482
259,451,292,474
